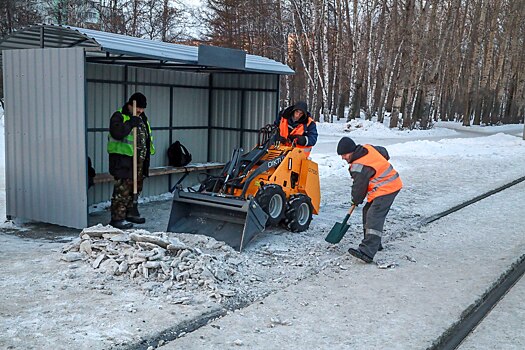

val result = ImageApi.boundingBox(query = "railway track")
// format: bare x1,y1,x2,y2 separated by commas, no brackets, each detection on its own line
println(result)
425,175,525,350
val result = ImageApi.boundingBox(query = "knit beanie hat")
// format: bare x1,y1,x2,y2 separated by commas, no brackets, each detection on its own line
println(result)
128,92,147,108
337,137,357,155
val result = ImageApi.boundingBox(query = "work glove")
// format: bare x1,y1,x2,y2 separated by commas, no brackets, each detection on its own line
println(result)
278,136,290,144
289,135,307,146
128,115,142,128
295,136,307,146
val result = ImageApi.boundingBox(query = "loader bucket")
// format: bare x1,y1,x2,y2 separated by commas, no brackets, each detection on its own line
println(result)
167,190,268,252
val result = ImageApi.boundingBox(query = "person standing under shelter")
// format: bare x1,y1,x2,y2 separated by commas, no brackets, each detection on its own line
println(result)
337,137,402,263
275,101,318,157
107,92,155,229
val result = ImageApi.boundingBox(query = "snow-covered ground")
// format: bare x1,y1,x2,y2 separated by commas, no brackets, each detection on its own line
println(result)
313,118,525,219
1,113,525,349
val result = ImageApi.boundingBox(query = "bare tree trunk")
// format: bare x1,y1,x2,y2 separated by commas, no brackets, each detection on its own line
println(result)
379,40,403,123
400,0,414,129
347,0,359,121
320,0,330,122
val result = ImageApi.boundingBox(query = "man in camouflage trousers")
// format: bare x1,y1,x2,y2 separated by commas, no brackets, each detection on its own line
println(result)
107,92,155,230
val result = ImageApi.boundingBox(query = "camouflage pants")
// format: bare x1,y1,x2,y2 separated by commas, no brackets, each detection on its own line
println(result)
110,162,145,221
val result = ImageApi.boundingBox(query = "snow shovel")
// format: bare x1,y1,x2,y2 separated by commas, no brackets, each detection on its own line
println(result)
325,204,356,244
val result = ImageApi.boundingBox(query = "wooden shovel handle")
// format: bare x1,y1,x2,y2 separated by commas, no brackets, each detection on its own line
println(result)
341,204,357,225
348,204,356,216
132,100,138,195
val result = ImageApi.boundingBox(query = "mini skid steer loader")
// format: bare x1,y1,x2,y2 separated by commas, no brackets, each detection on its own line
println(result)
167,124,321,251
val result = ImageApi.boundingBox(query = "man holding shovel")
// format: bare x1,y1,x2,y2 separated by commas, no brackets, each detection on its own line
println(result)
107,92,155,229
337,137,402,263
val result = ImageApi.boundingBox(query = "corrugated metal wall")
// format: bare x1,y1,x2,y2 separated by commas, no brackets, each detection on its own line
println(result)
210,73,278,161
3,47,87,228
86,64,278,205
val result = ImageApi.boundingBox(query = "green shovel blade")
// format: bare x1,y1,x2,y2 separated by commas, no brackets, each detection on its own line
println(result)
325,214,351,244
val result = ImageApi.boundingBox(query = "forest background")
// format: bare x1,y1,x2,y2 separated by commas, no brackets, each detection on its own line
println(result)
1,0,524,129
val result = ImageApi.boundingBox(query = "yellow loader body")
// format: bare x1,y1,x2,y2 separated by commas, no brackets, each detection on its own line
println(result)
167,126,321,251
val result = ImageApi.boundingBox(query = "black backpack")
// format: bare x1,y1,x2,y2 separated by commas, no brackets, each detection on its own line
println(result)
167,141,192,167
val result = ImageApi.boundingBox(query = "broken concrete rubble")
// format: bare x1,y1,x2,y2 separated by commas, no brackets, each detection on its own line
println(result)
60,224,253,302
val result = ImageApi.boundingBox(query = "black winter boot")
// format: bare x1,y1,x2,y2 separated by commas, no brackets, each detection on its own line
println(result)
109,219,133,230
348,248,373,263
126,203,146,224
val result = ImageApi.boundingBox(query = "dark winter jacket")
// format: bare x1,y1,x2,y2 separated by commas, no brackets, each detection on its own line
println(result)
108,104,152,179
348,145,390,205
274,101,318,146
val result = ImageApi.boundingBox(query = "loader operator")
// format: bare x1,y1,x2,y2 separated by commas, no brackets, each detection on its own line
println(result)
337,137,402,263
107,92,155,230
275,101,318,157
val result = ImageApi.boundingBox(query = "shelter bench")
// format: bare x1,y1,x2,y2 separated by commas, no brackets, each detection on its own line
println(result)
93,162,225,184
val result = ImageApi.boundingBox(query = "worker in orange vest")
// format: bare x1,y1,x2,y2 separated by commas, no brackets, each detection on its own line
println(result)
275,101,318,157
337,137,403,263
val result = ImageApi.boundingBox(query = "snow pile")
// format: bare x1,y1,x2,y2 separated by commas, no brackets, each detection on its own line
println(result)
345,118,395,135
389,133,525,159
345,118,458,138
437,121,524,135
311,153,350,179
316,117,458,139
315,118,350,135
61,224,251,303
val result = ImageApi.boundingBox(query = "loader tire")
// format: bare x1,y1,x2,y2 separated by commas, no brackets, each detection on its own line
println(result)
255,184,286,226
284,194,313,232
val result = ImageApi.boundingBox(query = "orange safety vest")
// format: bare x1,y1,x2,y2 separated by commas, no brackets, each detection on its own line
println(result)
351,144,403,202
279,117,315,156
